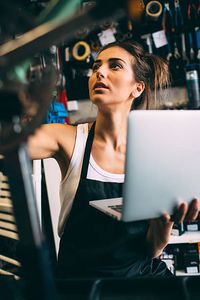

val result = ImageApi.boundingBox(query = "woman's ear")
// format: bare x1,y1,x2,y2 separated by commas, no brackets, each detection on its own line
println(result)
132,81,145,99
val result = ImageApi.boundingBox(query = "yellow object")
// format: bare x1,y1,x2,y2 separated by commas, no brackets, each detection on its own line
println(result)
72,41,91,61
146,1,162,20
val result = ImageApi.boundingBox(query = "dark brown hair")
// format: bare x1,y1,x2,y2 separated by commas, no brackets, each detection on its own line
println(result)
99,40,170,109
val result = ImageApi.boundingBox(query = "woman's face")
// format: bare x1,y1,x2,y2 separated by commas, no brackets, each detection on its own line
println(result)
89,46,140,109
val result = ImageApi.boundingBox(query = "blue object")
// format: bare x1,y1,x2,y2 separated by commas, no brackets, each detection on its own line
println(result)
46,101,68,124
196,29,200,49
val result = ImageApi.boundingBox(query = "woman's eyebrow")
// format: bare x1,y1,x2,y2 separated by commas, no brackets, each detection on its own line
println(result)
109,58,127,64
94,58,127,64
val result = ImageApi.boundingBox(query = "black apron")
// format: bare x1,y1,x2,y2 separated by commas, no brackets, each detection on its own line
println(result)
57,123,172,278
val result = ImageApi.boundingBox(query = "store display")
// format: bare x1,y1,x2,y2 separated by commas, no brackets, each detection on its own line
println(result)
159,252,175,274
171,223,185,236
0,1,200,299
163,219,200,276
183,244,200,274
185,220,200,232
186,67,200,108
62,0,199,104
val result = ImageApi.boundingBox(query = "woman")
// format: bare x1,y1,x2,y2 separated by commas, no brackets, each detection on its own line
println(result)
28,40,199,278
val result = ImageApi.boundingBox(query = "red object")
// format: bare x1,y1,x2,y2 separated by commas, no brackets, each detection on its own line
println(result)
57,87,69,124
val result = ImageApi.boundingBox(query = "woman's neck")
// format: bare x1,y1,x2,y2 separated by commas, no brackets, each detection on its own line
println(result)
94,111,129,151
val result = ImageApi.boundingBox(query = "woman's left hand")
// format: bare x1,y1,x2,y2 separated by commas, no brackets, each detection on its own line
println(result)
146,198,200,258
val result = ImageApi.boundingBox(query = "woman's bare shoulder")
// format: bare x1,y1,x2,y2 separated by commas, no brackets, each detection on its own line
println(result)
49,122,77,138
28,123,77,160
55,123,77,152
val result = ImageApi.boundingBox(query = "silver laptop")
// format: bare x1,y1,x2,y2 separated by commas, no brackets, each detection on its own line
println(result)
89,110,200,222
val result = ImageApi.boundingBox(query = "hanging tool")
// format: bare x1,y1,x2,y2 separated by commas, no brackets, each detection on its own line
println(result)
174,0,183,33
162,1,175,60
162,2,175,34
141,33,153,53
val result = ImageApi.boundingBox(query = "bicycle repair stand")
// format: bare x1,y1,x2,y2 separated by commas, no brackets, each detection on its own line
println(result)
3,145,57,300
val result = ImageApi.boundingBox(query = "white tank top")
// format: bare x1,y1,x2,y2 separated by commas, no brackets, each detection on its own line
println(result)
87,154,124,183
58,123,125,236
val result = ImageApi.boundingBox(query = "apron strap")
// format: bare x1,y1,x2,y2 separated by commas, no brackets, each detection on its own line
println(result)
81,122,96,179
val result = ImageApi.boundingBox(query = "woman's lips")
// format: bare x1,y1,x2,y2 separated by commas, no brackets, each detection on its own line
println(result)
93,82,109,89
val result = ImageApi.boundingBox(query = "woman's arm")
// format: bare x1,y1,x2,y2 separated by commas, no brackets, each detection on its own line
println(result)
146,198,200,258
27,123,77,178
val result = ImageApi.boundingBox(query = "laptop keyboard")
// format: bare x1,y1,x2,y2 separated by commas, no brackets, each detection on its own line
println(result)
108,204,122,213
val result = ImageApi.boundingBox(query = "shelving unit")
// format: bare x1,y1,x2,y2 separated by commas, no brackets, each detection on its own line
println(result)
169,231,200,245
176,270,200,276
166,231,200,276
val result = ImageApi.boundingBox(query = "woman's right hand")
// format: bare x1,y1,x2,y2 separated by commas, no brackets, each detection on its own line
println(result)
147,198,200,258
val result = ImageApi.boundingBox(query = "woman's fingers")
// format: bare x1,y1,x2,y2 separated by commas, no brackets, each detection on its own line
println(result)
185,198,200,222
173,202,188,223
173,198,200,223
161,213,172,224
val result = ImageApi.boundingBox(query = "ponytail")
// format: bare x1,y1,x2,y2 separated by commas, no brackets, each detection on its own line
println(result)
137,53,170,109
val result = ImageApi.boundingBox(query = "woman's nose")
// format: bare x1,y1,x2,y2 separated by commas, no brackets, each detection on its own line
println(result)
96,70,104,79
96,65,107,79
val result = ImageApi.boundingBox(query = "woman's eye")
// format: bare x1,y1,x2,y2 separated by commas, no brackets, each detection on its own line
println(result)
110,62,122,70
92,64,100,72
